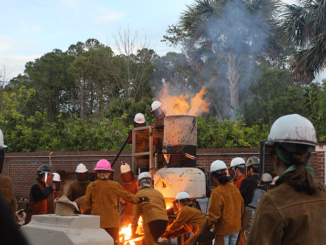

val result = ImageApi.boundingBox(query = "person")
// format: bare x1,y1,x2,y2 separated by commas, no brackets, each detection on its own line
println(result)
132,172,168,245
236,157,260,245
67,163,92,202
0,129,17,218
162,191,209,245
260,173,272,191
25,164,55,223
247,114,326,245
229,157,246,188
47,173,63,214
119,162,139,226
84,159,149,245
151,101,165,169
201,160,244,245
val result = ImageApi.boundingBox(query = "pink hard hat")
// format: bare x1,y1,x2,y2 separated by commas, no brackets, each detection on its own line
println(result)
94,159,112,171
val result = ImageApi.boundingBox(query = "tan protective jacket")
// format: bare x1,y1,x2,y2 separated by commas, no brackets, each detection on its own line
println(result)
84,179,140,228
0,174,17,216
246,182,326,245
204,182,244,236
132,187,168,226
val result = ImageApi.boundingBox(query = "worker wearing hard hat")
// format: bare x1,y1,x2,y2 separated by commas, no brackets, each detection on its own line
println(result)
0,129,17,218
25,164,55,223
260,173,272,191
132,172,168,245
119,162,139,226
47,173,63,214
247,114,326,245
201,160,244,245
151,101,165,169
162,191,211,245
84,159,149,245
236,157,260,244
229,157,246,188
67,163,92,202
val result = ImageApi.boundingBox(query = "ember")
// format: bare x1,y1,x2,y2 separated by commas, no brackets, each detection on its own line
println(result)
119,217,143,245
158,84,210,116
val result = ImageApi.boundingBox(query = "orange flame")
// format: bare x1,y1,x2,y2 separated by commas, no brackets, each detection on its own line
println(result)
158,84,210,116
119,216,143,245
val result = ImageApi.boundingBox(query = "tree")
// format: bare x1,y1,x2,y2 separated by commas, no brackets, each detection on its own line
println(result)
280,0,326,79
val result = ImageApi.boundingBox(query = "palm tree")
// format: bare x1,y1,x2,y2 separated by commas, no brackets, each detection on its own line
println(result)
280,0,326,79
172,0,280,111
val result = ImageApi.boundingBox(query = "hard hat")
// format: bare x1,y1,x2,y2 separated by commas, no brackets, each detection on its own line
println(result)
175,191,191,201
0,129,7,149
52,173,61,182
151,101,162,111
93,159,112,171
134,113,146,124
267,114,317,147
246,156,260,167
230,157,245,168
76,163,88,173
37,165,51,175
138,172,152,181
261,173,272,183
120,163,131,174
210,160,227,172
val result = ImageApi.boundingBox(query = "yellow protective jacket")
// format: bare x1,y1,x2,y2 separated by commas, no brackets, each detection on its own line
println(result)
204,182,244,236
132,187,168,226
84,179,140,228
166,205,206,245
67,180,92,201
246,182,326,245
0,174,17,216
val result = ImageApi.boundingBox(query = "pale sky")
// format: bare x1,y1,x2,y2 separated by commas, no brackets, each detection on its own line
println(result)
2,0,324,82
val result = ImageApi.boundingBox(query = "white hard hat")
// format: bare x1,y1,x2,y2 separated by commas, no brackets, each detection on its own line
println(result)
210,160,227,172
151,101,162,111
53,173,61,182
138,172,152,181
230,157,245,167
175,191,190,201
267,114,317,147
76,163,88,173
0,129,7,149
261,173,272,183
120,163,131,174
134,113,146,124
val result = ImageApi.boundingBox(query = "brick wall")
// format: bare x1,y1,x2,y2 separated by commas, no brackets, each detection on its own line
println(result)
2,146,322,206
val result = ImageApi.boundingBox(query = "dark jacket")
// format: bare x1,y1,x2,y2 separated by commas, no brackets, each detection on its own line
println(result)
67,179,91,201
239,174,259,206
246,181,326,245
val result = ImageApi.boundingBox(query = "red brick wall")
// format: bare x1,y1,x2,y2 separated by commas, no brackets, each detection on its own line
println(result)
2,146,321,206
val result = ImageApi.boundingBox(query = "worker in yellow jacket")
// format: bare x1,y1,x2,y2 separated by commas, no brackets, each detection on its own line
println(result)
132,172,168,245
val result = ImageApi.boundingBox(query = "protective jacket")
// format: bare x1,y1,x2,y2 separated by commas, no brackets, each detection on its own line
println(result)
84,179,140,228
127,129,149,153
26,181,53,223
0,174,17,216
233,174,245,189
120,177,138,224
246,181,326,245
202,182,244,236
165,205,206,245
132,187,168,226
67,179,91,201
47,190,63,214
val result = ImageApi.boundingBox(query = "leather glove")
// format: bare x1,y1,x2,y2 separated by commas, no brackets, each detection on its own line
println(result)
139,196,149,203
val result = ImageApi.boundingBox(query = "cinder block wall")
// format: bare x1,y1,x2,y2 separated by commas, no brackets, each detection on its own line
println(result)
2,146,321,210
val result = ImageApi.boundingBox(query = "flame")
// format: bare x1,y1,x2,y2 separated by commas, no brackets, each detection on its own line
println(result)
119,217,143,245
158,84,210,116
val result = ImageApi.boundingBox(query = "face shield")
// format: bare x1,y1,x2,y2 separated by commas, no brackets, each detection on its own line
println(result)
54,181,61,191
152,107,165,119
76,172,89,183
228,167,236,181
0,149,5,174
206,172,215,190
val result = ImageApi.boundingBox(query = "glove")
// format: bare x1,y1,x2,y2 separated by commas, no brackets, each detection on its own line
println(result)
139,197,149,203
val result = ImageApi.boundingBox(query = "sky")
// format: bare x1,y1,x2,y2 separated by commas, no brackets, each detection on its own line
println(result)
1,0,324,82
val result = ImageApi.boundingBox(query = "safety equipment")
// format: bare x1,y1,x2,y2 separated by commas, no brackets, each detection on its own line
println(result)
175,191,191,201
52,173,61,182
0,129,7,149
210,160,227,172
231,157,246,168
246,156,260,167
121,162,131,174
37,165,51,175
261,173,272,183
93,159,112,171
138,172,152,187
76,163,88,173
208,160,227,189
134,113,146,127
260,114,317,184
151,101,165,119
